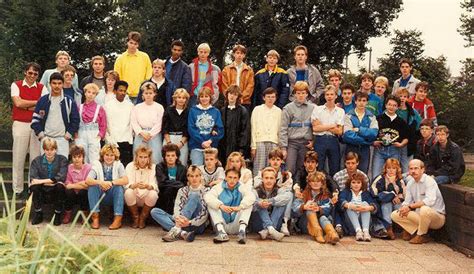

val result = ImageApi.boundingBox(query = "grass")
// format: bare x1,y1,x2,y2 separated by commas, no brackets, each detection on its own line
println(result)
459,169,474,188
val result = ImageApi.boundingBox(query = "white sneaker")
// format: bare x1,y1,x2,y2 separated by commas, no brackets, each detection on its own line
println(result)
280,221,290,236
268,226,285,241
355,230,364,241
258,229,269,240
363,230,371,242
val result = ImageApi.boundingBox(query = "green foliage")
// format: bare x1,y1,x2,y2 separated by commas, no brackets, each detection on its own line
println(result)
459,0,474,47
460,169,474,188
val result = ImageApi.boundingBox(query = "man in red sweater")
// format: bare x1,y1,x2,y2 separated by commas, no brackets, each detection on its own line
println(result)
11,62,48,198
408,81,437,126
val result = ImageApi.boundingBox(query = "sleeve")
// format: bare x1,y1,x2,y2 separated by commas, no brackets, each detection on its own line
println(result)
253,171,262,189
189,193,209,227
319,199,333,217
336,109,345,125
311,107,320,122
162,108,170,135
238,107,250,150
116,163,126,178
149,166,159,191
145,55,152,80
187,108,205,146
278,73,290,108
40,71,49,89
10,82,19,97
422,181,438,207
54,156,69,184
130,105,142,135
113,56,122,78
449,147,466,182
216,167,225,182
149,104,164,137
342,114,366,145
402,183,414,206
363,192,378,213
125,163,135,188
269,189,292,207
279,107,290,148
173,188,184,218
65,166,73,185
221,67,230,93
67,99,80,136
250,109,257,149
87,168,98,180
239,185,257,209
243,68,255,104
29,158,41,180
204,184,224,209
358,116,379,142
182,65,192,93
210,109,224,145
98,106,107,139
338,189,350,211
292,197,305,216
314,69,325,98
399,119,410,142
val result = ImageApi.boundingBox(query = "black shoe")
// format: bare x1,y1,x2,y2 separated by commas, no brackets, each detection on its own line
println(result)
373,229,388,239
238,230,247,244
53,212,62,226
32,211,43,225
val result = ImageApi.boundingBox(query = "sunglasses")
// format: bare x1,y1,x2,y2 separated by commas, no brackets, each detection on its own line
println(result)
27,71,39,76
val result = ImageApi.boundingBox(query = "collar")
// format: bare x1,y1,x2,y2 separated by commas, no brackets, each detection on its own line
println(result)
265,64,279,72
42,155,55,164
22,80,38,88
294,100,308,107
48,91,65,101
223,181,240,190
401,74,412,81
351,189,362,197
197,104,212,110
125,50,139,56
169,57,180,64
227,104,236,110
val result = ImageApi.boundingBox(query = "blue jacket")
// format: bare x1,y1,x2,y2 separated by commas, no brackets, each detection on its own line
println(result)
367,93,383,116
252,65,290,109
342,109,378,146
338,188,378,214
187,104,224,150
370,175,405,204
31,93,80,138
165,57,192,93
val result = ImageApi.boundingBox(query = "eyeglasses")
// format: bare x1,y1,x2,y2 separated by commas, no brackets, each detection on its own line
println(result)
27,71,39,76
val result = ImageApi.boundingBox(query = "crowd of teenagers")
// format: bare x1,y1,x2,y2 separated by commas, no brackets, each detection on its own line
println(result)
11,31,466,245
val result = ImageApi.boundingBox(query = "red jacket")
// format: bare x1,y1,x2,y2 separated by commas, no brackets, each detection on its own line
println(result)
408,95,437,125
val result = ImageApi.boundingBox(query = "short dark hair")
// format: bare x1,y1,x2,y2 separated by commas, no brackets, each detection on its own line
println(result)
385,94,400,106
345,151,359,162
415,81,429,92
354,91,369,101
360,72,374,82
399,58,413,67
340,83,355,94
268,148,284,160
232,44,247,54
420,119,434,129
70,145,85,160
114,80,129,91
304,151,318,163
24,62,41,73
162,143,181,162
262,87,277,97
225,168,241,178
345,172,368,191
127,31,141,43
49,72,64,83
171,40,184,48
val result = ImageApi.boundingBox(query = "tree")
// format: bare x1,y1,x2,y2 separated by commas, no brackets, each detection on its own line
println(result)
459,0,474,47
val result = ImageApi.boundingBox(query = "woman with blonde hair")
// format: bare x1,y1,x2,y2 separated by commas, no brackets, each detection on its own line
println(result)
225,152,252,187
125,146,159,228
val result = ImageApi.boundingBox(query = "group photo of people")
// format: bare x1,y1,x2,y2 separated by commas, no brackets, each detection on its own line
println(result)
11,30,466,246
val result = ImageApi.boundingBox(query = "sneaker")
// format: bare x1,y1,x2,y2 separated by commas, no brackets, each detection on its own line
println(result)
32,211,43,225
280,221,290,236
335,225,344,238
355,230,364,241
363,230,371,242
238,230,247,244
268,227,285,242
373,228,388,238
162,228,181,242
258,229,269,240
181,231,196,242
213,232,229,243
53,212,62,226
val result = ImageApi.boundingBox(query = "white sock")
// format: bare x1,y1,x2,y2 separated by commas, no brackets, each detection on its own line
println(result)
267,226,276,233
216,223,225,233
239,223,247,232
172,226,182,234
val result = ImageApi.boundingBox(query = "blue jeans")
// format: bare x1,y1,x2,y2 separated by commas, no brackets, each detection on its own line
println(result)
88,185,124,215
313,135,340,176
346,144,370,174
435,175,451,184
399,147,411,174
251,206,285,231
381,202,401,225
134,132,162,165
372,146,401,180
150,192,206,233
190,148,204,165
345,202,371,232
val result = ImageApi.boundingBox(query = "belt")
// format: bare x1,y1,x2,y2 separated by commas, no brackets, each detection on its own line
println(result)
168,131,183,135
288,122,311,128
314,134,337,138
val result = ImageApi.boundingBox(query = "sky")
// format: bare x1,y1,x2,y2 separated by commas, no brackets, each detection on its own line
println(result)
347,0,473,76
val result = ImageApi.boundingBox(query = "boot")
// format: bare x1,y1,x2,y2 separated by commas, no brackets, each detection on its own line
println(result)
306,213,325,243
91,213,100,229
128,205,140,228
109,215,122,230
386,225,396,240
138,205,152,229
402,230,412,241
62,210,73,224
323,224,340,245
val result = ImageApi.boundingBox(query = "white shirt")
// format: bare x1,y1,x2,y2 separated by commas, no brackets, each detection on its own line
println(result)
403,174,446,214
311,104,345,136
10,80,48,97
104,98,134,144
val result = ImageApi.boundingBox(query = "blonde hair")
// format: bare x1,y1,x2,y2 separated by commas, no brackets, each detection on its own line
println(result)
55,50,71,60
198,87,212,99
293,81,309,93
152,58,165,69
395,88,410,97
197,43,211,52
204,148,221,167
90,55,105,66
140,82,157,93
83,83,100,95
133,145,153,170
328,69,342,80
42,137,58,150
225,152,246,170
61,65,76,76
324,85,337,95
293,45,308,55
261,167,277,178
374,76,389,88
104,70,120,81
172,88,190,108
99,144,120,162
266,50,280,60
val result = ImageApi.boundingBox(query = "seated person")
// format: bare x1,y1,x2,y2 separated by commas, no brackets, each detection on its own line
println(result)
370,158,406,240
125,146,159,229
339,173,377,242
426,125,465,184
63,145,91,224
251,167,291,241
155,144,187,214
205,169,256,244
86,144,128,230
198,148,225,188
151,165,208,242
391,159,446,244
292,172,340,244
29,137,68,226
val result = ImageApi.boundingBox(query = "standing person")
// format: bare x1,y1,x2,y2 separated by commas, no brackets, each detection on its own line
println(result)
104,80,134,165
75,83,107,164
414,119,436,166
221,44,255,110
358,72,383,116
392,58,421,96
253,50,290,109
79,55,106,92
250,88,282,174
187,87,224,165
188,43,221,106
162,88,190,166
311,85,345,176
205,169,256,244
61,65,82,106
287,45,324,103
426,125,465,184
124,146,159,229
372,95,409,179
279,81,315,175
101,70,121,105
340,83,356,113
391,159,445,244
114,31,152,103
374,76,389,105
29,138,68,226
218,85,250,163
40,50,79,91
136,58,175,107
165,40,192,93
408,81,437,126
86,144,128,230
342,92,379,174
318,69,343,106
131,82,165,164
152,165,208,242
11,62,47,198
31,72,80,157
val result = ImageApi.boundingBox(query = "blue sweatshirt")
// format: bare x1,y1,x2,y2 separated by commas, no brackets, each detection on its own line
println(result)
187,104,224,150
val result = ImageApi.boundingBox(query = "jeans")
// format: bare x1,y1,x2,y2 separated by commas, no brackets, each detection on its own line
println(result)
150,192,206,234
251,206,285,231
165,134,189,166
65,189,89,211
434,175,451,184
346,144,370,174
372,146,401,180
88,185,124,215
345,202,371,232
75,123,100,164
399,147,411,174
134,132,162,165
313,135,340,176
381,202,401,225
190,148,204,165
286,139,310,175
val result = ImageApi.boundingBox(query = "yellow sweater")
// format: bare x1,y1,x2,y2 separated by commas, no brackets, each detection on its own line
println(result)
114,50,152,97
250,104,281,148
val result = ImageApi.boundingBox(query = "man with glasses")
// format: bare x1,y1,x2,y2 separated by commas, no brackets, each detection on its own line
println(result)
11,62,48,199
